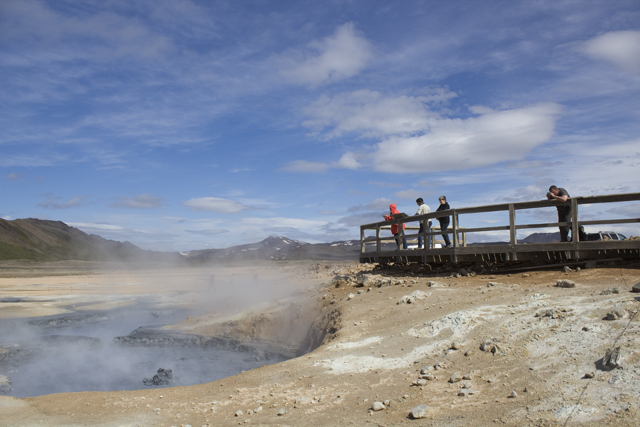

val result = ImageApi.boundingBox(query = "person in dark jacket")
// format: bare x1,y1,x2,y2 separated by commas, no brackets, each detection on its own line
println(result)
547,185,571,242
435,196,452,248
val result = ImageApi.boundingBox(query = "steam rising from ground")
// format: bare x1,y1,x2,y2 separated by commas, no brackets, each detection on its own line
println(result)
0,264,318,398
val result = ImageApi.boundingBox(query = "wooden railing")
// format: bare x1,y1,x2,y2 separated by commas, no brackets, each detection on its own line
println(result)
360,192,640,260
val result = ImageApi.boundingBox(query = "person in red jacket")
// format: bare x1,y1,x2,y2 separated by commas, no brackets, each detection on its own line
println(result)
383,203,407,250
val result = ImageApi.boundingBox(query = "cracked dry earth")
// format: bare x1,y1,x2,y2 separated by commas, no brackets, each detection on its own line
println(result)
1,261,639,427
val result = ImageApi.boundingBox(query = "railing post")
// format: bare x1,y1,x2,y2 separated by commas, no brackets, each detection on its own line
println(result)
509,204,517,261
571,198,579,242
376,226,381,252
452,211,458,247
360,226,365,254
571,198,579,259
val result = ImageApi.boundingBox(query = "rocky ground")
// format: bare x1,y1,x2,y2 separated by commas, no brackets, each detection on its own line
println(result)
0,260,639,426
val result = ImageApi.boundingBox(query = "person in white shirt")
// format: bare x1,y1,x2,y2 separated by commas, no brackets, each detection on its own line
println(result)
415,198,431,249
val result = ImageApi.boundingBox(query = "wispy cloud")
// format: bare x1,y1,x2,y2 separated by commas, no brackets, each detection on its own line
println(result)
38,194,88,210
183,197,253,213
110,194,164,209
281,160,330,173
347,197,394,213
7,172,25,181
185,229,229,236
302,88,456,139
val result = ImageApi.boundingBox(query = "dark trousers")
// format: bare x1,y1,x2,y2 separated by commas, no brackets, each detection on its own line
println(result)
394,233,408,250
439,220,451,246
418,222,431,248
558,208,571,242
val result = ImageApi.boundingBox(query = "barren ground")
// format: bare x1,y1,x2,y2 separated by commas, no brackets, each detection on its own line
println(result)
1,260,639,427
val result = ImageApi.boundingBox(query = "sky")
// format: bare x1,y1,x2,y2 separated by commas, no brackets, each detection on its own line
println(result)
2,0,640,252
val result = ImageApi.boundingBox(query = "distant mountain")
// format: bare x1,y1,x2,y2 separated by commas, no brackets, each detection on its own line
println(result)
0,218,176,262
519,232,561,244
182,236,361,263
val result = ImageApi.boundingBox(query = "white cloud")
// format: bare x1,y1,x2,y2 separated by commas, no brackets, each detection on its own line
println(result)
278,23,373,86
302,88,455,138
301,88,561,174
581,30,640,74
183,197,252,213
370,102,562,173
333,152,362,170
110,194,164,209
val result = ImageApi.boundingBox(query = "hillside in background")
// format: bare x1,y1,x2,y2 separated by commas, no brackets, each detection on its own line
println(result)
0,219,361,263
0,218,176,262
0,218,565,264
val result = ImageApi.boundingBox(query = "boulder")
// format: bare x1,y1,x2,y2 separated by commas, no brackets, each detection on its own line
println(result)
480,340,494,352
355,274,377,287
143,368,173,386
371,401,385,411
603,347,622,370
555,279,576,288
409,404,430,419
397,290,429,304
604,308,627,320
632,282,640,293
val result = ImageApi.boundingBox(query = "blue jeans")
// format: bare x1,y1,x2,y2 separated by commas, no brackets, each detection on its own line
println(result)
418,221,431,248
439,220,451,246
394,233,408,250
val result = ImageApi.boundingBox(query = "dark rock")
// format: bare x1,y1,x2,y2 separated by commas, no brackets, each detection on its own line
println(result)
555,279,576,288
143,368,173,386
604,309,627,320
602,347,622,370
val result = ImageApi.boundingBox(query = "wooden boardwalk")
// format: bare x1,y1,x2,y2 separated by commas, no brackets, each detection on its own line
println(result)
359,192,640,265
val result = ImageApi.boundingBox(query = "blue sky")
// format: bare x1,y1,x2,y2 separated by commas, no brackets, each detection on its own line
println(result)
2,0,640,251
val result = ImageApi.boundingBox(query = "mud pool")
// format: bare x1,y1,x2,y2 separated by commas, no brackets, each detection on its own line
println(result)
0,296,287,398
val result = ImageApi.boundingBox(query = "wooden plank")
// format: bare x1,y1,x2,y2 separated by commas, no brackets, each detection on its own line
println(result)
577,219,640,226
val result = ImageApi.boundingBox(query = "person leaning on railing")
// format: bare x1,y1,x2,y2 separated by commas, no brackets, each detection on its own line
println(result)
436,196,452,248
383,203,407,250
415,197,431,249
546,185,571,242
